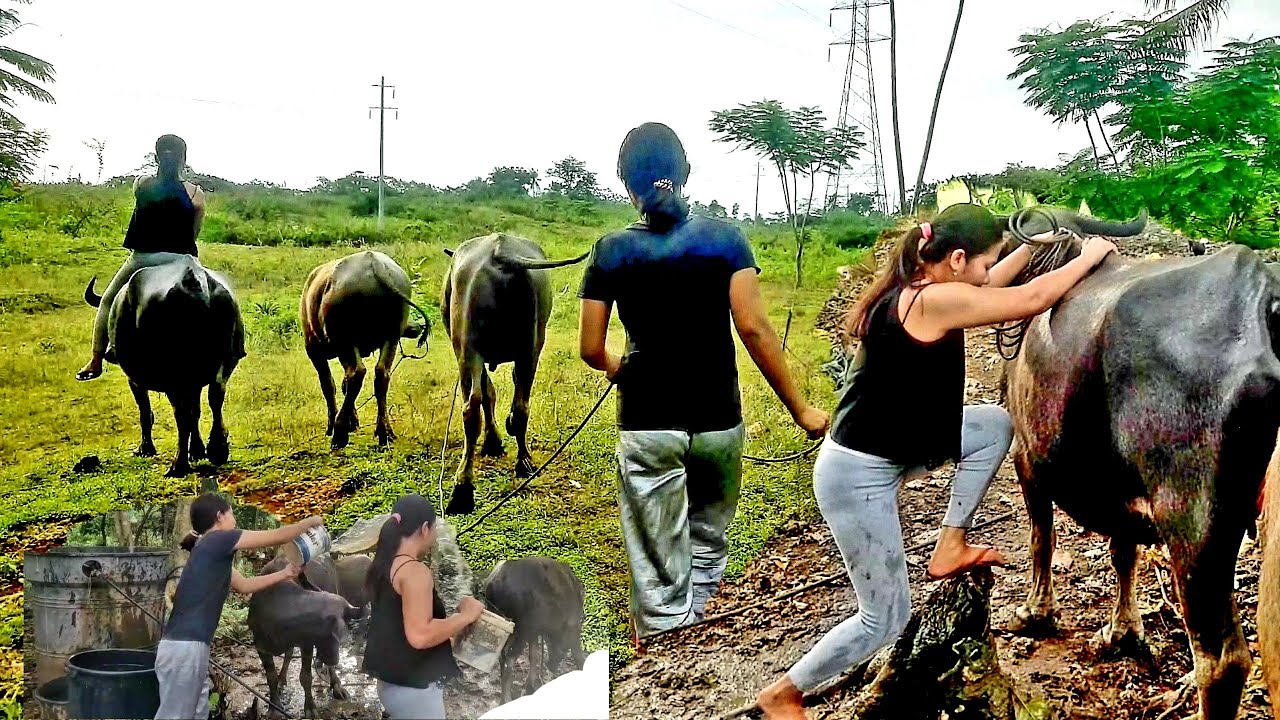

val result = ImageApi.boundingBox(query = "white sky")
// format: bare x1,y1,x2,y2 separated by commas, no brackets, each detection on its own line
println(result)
10,0,1280,214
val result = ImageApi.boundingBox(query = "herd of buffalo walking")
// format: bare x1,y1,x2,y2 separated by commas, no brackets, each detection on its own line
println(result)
66,133,1280,719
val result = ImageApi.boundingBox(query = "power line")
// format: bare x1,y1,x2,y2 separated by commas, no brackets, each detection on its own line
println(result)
661,0,814,54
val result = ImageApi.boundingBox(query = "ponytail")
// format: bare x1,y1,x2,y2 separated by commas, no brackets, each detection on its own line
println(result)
635,178,690,233
365,496,437,600
617,122,691,232
844,225,926,341
179,492,232,554
179,530,200,553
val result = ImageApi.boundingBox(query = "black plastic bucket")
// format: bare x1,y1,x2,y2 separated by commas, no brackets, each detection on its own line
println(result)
66,649,159,719
34,675,69,720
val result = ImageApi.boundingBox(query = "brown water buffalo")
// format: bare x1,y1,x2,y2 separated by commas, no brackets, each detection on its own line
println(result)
1005,237,1280,720
248,555,364,717
84,256,245,477
300,250,430,450
440,234,587,515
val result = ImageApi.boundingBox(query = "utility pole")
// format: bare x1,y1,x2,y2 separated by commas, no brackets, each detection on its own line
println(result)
754,162,761,222
368,76,399,232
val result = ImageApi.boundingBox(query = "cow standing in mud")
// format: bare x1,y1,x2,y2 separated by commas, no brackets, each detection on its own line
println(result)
300,250,430,450
440,234,587,515
84,256,245,476
1003,211,1280,720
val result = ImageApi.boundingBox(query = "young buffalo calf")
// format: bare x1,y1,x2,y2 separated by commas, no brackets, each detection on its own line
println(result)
483,556,586,703
247,555,364,716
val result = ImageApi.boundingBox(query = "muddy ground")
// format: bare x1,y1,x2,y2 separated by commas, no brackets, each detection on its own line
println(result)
611,225,1279,719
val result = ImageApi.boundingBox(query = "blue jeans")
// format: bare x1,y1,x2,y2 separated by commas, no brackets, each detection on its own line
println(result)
788,404,1013,692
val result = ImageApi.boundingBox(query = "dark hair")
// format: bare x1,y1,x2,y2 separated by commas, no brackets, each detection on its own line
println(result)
617,122,690,232
155,134,186,178
365,494,438,600
843,203,1007,340
180,492,232,552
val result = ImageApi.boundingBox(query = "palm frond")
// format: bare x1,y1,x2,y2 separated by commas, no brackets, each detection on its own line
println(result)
1151,0,1231,52
0,47,54,83
0,67,54,104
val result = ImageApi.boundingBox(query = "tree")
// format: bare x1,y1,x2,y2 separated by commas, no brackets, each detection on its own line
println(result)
545,156,602,200
710,100,863,287
0,115,44,182
1144,0,1230,52
912,0,967,212
888,0,907,211
486,166,539,196
0,1,53,183
83,138,105,183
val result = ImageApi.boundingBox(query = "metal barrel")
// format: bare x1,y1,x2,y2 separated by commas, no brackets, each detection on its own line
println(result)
23,546,172,687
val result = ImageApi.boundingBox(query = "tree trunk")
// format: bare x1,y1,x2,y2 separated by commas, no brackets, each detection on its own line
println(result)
1093,111,1120,171
911,0,966,214
850,571,1055,720
167,498,194,617
112,511,134,552
1084,120,1102,170
889,0,907,211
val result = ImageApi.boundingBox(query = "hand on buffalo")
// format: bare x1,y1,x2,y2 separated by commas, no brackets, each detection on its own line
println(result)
793,405,830,440
281,562,302,581
458,595,485,624
1081,236,1118,266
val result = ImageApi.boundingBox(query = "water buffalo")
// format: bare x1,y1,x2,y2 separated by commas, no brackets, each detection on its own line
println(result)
83,256,245,477
300,250,430,450
1004,233,1280,719
248,555,364,717
483,556,586,703
440,234,587,515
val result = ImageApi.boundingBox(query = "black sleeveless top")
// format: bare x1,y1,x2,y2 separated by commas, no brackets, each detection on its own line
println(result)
122,176,199,256
830,285,965,469
361,556,461,688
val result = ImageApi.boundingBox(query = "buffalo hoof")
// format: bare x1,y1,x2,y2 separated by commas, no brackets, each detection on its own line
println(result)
1090,623,1152,661
446,484,476,515
1008,604,1059,637
514,455,536,479
134,442,157,458
331,431,351,452
480,435,505,458
331,684,350,701
189,437,207,461
165,459,194,478
207,437,230,466
376,424,396,447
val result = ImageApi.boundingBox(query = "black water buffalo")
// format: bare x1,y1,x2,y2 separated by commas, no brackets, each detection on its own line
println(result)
440,234,587,515
483,556,586,703
84,256,245,477
248,555,364,717
300,250,430,450
1005,235,1280,719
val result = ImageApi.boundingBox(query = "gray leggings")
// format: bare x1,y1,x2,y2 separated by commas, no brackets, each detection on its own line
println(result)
92,251,189,355
377,680,446,719
617,423,745,638
788,404,1013,693
154,639,211,719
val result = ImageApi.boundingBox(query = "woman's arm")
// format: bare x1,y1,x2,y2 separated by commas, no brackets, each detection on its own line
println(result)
188,183,206,239
986,243,1034,288
729,270,829,436
399,564,482,650
233,517,323,551
926,238,1117,332
579,299,622,379
229,565,298,595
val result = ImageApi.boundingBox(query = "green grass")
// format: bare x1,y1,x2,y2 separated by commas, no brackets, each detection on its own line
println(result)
0,186,869,713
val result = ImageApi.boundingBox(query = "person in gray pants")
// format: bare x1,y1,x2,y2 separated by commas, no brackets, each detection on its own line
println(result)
578,122,828,644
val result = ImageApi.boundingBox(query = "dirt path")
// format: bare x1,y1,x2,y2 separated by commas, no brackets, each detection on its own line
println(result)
610,226,1278,719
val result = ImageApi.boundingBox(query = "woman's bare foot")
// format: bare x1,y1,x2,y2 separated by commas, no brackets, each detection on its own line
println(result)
927,526,1008,581
76,357,103,381
757,676,807,720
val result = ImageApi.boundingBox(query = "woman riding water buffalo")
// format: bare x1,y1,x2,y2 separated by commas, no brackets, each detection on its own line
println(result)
77,133,206,381
578,122,829,644
755,203,1117,719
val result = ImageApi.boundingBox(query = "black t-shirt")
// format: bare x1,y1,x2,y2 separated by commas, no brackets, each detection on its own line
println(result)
164,529,243,644
578,214,760,433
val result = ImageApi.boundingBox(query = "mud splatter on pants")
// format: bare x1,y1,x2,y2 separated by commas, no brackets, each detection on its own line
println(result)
617,423,744,638
788,404,1013,692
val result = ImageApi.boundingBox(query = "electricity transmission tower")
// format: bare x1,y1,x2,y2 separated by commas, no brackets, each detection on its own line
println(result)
828,1,889,214
369,76,399,232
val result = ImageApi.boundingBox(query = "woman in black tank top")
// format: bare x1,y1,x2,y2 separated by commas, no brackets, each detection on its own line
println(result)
757,204,1118,719
362,494,483,719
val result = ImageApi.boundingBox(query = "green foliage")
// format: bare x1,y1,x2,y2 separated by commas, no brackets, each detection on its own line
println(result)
0,116,45,183
814,210,897,250
544,157,603,201
1010,19,1124,126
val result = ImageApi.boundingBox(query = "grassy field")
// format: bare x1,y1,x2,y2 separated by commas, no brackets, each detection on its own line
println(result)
0,184,873,716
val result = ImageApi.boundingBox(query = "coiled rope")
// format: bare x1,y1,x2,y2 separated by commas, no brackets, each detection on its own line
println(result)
991,206,1080,361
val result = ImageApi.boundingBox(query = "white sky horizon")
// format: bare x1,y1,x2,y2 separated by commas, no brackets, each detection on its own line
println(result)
9,0,1280,215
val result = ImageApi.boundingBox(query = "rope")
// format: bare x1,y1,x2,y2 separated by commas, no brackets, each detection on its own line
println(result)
991,207,1080,361
355,338,425,411
457,380,615,538
437,380,459,518
743,441,822,464
83,563,296,719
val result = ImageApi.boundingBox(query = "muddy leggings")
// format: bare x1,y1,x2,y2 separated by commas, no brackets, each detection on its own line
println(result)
787,404,1014,693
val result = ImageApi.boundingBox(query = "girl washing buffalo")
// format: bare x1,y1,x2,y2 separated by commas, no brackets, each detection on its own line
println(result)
755,203,1117,719
155,493,321,720
577,122,829,643
77,133,206,382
